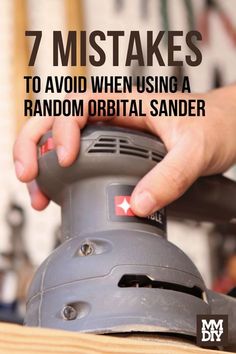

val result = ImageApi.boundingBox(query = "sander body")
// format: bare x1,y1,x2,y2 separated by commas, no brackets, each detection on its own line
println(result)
25,125,236,349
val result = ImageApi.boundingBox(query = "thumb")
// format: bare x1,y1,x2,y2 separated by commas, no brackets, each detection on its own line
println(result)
130,138,204,216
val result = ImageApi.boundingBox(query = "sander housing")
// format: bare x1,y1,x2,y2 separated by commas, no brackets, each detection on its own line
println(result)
25,125,236,349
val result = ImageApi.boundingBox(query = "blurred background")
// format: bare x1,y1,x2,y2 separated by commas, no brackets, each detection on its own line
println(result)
0,0,236,324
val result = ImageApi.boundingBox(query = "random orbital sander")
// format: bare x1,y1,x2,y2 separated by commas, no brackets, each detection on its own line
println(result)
25,124,236,349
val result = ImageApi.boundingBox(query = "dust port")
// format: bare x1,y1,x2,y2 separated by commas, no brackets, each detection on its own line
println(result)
118,274,205,300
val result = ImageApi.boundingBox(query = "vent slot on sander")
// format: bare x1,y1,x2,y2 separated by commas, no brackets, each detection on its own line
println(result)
87,136,163,162
118,274,204,300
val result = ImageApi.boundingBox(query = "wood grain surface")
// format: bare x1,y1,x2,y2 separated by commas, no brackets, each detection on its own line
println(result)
0,322,226,354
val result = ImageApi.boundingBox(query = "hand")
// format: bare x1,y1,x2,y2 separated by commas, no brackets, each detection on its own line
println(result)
13,86,236,216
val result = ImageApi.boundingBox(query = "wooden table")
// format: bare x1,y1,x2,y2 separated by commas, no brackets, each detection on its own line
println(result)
0,322,226,354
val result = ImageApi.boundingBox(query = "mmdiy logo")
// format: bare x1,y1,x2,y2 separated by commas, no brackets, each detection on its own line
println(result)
197,315,228,347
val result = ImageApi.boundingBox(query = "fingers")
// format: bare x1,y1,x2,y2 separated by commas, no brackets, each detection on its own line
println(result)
52,92,151,167
14,117,53,211
131,135,204,216
52,93,92,167
27,181,50,211
13,117,54,182
52,117,81,167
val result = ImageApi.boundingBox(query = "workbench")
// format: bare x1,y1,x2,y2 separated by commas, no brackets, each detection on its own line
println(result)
0,322,227,354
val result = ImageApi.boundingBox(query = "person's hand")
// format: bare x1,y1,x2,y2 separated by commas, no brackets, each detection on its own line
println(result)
13,86,236,216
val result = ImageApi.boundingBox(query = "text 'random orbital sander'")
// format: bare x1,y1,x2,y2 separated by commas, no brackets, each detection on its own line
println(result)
25,124,236,349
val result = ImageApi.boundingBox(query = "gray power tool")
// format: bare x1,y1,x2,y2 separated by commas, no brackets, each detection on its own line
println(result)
25,124,236,349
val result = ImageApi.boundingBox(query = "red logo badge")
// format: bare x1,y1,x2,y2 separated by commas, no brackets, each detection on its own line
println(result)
114,196,134,216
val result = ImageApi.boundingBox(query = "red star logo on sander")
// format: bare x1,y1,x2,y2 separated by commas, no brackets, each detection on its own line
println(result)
114,196,134,216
